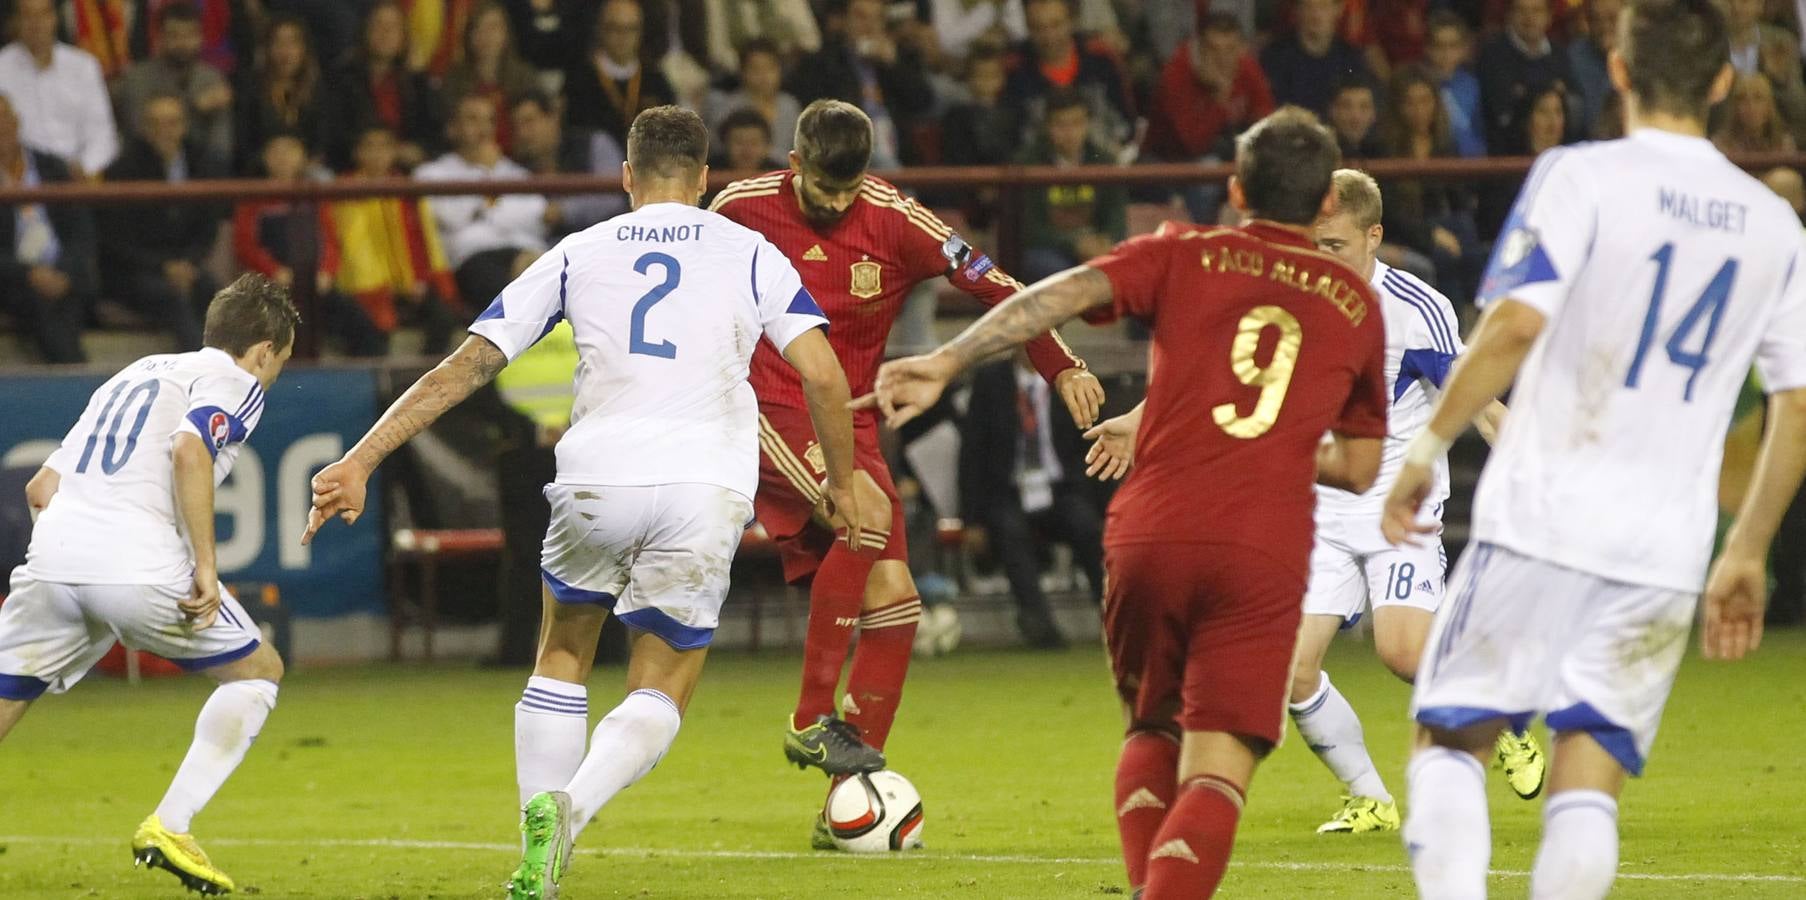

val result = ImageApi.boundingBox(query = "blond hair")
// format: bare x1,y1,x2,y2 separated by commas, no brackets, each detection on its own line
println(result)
1328,168,1383,229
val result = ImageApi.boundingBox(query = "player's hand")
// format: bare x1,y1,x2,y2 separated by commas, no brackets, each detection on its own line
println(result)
1083,413,1138,480
822,482,864,552
1055,367,1105,429
864,352,959,429
1381,462,1435,546
181,569,221,628
303,457,370,545
1701,549,1768,661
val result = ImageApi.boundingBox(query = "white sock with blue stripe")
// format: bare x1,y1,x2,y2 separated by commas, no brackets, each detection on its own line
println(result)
154,678,279,834
1531,790,1619,900
1404,746,1490,900
1289,672,1391,802
567,688,682,840
516,676,589,807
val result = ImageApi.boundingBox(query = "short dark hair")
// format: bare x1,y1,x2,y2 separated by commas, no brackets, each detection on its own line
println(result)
158,1,201,28
794,99,872,183
1620,0,1729,118
1234,106,1341,225
720,108,772,142
1044,87,1089,119
627,104,708,179
1331,76,1375,103
738,36,781,67
1427,9,1469,36
203,274,300,355
1200,12,1244,37
511,87,559,117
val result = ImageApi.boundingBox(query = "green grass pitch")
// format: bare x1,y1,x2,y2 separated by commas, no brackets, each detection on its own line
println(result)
5,631,1806,898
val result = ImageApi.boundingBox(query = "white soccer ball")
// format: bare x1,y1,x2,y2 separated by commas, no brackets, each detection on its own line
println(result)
826,770,925,852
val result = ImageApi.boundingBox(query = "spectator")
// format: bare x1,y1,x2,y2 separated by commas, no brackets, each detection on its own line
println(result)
1004,0,1134,153
101,94,226,351
714,107,781,172
961,355,1105,649
416,92,547,313
787,0,933,168
929,0,1027,62
1565,0,1620,138
1726,0,1806,144
1016,89,1125,281
441,3,538,154
330,125,462,354
1713,73,1797,155
704,0,821,73
1329,77,1384,161
1476,0,1573,152
115,2,234,164
1423,11,1486,157
506,0,596,73
0,93,91,364
561,0,675,147
233,133,386,357
1481,84,1569,237
324,1,444,171
1345,0,1432,71
1142,13,1273,163
236,15,326,174
1261,0,1373,118
1764,166,1805,220
704,37,800,156
508,89,626,239
0,0,119,178
1378,65,1485,300
936,42,1019,226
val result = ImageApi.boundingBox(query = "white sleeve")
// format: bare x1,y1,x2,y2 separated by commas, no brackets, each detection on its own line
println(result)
176,373,262,459
1758,241,1806,392
752,239,829,353
78,55,119,174
469,246,569,361
1476,148,1594,317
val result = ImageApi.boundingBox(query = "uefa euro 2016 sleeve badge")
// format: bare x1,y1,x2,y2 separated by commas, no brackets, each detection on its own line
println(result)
850,258,883,300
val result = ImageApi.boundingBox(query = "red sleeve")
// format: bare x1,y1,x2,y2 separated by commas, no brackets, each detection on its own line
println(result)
232,203,283,277
1335,316,1390,438
1087,233,1179,324
316,205,342,277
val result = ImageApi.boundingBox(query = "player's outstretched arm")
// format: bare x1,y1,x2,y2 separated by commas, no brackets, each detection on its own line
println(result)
1704,386,1806,660
172,432,222,627
1383,299,1545,545
866,267,1114,429
782,328,873,549
302,336,509,544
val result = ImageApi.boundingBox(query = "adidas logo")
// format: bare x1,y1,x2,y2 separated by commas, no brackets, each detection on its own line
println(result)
803,244,828,261
1418,580,1435,593
1116,788,1167,817
1151,839,1198,863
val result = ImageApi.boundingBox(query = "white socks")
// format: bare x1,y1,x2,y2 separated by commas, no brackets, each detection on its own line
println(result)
1290,672,1391,802
154,679,279,834
1404,746,1490,900
515,676,590,806
566,689,682,840
1531,790,1619,900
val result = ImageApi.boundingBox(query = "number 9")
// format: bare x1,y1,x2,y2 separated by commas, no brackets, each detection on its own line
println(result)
1213,305,1303,439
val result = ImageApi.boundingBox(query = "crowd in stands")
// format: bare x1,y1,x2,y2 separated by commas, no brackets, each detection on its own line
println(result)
0,0,1804,364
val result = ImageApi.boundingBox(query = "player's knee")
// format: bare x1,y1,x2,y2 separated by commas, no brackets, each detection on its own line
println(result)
1375,640,1421,684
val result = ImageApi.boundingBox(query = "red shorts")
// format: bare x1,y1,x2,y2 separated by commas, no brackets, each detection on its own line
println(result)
755,403,908,583
1102,541,1305,748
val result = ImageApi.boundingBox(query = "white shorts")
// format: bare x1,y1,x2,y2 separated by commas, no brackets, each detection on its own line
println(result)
1303,514,1446,626
539,482,753,651
1411,542,1695,776
0,567,263,700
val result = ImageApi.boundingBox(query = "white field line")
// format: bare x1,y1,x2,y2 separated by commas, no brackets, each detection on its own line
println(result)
2,834,1801,884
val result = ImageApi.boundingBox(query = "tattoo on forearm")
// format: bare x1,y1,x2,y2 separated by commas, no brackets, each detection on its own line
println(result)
352,337,508,468
945,268,1112,368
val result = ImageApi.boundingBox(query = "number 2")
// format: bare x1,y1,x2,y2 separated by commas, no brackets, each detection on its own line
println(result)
1213,305,1303,439
1625,243,1736,402
75,378,161,475
630,251,681,358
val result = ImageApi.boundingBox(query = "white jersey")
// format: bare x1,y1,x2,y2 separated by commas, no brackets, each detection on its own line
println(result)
469,201,828,500
26,348,265,585
1472,129,1806,592
1316,260,1465,520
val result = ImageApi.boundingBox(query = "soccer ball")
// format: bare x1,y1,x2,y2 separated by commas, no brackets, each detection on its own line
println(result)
825,770,925,852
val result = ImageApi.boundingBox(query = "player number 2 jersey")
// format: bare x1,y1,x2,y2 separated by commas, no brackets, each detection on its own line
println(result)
1473,130,1806,592
468,201,829,501
27,348,265,585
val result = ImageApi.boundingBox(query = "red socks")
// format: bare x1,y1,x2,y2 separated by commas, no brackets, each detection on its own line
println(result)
1144,774,1246,899
1115,731,1181,889
842,596,921,750
793,543,879,727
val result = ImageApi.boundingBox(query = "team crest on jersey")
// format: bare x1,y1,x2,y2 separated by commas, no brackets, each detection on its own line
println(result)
207,411,231,451
850,259,882,299
804,442,827,475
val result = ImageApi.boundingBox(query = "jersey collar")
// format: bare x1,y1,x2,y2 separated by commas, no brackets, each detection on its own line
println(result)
1629,127,1717,156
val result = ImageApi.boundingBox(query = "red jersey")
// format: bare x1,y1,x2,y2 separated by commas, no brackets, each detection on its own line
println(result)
710,171,1083,414
1088,221,1389,577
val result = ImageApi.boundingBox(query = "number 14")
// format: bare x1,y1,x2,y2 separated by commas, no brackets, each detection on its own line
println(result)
1625,243,1736,402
